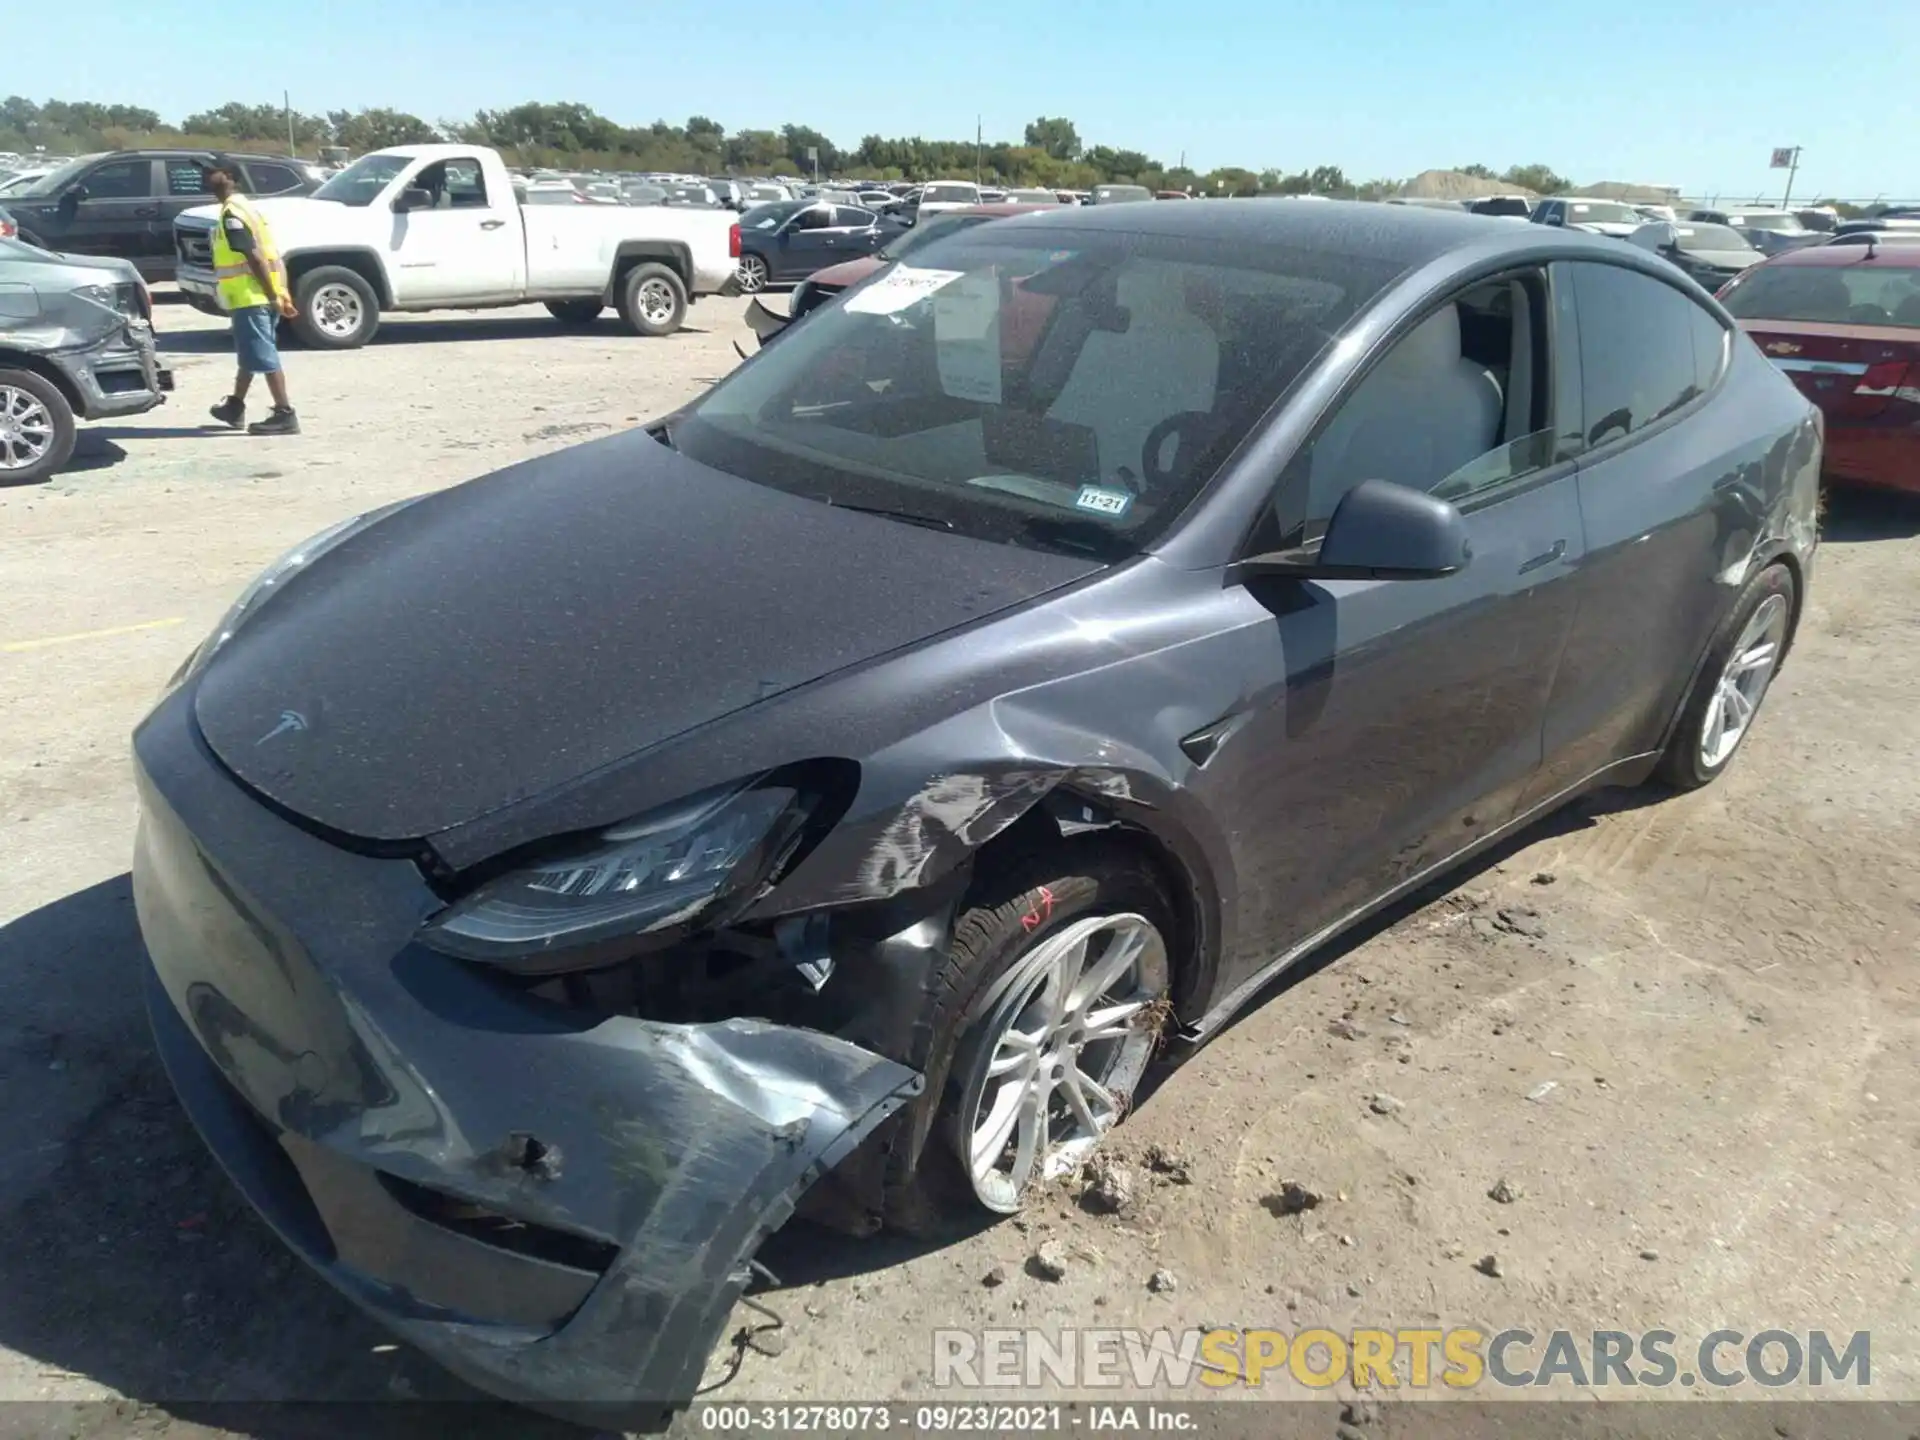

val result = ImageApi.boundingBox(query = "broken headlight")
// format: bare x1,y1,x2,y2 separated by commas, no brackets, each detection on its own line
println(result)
420,782,810,972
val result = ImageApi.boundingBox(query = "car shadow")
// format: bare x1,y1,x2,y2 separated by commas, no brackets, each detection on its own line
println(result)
60,435,130,473
1820,485,1920,543
0,877,600,1439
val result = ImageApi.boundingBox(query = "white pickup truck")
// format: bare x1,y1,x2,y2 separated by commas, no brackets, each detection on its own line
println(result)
172,144,741,348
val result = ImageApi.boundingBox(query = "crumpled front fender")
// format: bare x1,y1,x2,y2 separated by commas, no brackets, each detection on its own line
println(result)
131,688,922,1420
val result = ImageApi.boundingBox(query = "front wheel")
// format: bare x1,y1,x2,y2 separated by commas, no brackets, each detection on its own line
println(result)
887,844,1175,1226
616,263,688,337
0,369,78,485
291,266,380,349
735,253,770,293
1654,562,1796,790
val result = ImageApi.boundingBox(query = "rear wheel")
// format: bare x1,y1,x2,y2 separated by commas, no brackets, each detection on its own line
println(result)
616,263,687,337
886,843,1174,1227
736,253,770,293
1654,562,1795,790
0,369,77,485
545,299,603,326
291,266,380,349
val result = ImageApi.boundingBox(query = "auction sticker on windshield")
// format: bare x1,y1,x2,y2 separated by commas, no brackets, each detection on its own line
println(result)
844,265,965,316
933,271,1002,403
1075,485,1133,518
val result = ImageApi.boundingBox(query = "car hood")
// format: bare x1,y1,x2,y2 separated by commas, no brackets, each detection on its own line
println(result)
0,244,141,285
192,430,1100,843
809,254,887,290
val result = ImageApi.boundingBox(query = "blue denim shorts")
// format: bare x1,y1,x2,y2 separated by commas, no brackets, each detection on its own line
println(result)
230,304,282,375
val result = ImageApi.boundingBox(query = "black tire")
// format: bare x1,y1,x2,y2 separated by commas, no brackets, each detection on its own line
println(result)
1653,561,1796,791
290,265,380,349
884,840,1176,1232
735,252,771,294
0,368,78,485
616,262,688,338
545,299,604,326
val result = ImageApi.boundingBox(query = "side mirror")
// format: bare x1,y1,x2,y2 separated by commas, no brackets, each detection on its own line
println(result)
395,187,433,212
60,183,88,207
1234,479,1472,583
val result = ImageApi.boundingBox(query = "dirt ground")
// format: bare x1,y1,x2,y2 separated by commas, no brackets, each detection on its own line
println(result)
1,293,1916,1439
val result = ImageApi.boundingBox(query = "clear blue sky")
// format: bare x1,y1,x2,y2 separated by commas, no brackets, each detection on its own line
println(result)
27,0,1919,200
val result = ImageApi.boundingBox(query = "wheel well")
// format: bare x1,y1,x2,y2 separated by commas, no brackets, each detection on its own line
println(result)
0,350,82,416
610,244,692,300
1767,547,1807,660
284,252,391,306
965,795,1212,1023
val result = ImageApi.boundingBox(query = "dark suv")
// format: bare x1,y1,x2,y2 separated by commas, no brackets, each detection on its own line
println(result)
3,150,317,280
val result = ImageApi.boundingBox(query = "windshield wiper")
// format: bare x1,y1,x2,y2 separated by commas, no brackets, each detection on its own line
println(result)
1015,515,1134,560
818,498,955,532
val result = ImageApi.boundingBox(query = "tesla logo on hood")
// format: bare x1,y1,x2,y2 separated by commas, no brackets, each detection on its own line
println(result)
256,709,309,745
1767,341,1803,355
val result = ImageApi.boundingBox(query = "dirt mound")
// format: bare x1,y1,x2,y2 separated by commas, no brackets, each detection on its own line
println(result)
1397,168,1537,201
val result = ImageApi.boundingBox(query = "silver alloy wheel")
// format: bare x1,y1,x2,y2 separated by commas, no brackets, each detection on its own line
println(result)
311,282,364,339
736,255,768,292
0,385,55,471
953,912,1168,1213
1700,593,1789,769
636,276,677,326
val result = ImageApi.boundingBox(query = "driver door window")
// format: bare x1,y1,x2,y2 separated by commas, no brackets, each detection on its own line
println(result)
80,159,155,199
1269,270,1558,550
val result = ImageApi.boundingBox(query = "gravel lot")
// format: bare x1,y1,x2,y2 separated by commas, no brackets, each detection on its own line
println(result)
2,293,1917,1438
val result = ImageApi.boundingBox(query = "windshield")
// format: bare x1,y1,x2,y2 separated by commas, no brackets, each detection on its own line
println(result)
13,154,107,199
1732,213,1805,233
1007,190,1058,205
1674,224,1753,253
672,227,1403,558
1092,185,1153,204
922,184,978,205
742,201,804,230
1470,197,1530,217
1721,261,1920,327
878,212,996,261
1565,201,1641,225
312,153,412,206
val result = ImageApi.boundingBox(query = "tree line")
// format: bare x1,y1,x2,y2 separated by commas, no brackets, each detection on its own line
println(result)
0,95,1595,199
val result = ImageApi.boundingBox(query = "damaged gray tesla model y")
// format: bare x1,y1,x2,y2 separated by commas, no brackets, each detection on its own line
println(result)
132,201,1820,1420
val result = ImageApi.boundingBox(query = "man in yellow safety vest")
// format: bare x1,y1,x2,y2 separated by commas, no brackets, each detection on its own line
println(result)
206,166,301,435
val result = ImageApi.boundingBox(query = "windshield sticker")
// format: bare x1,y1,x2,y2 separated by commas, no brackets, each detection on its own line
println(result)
1075,485,1134,519
933,271,1003,404
844,265,965,316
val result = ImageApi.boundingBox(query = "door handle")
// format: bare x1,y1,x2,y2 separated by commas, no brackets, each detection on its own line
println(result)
479,219,506,230
133,207,159,218
1518,539,1567,575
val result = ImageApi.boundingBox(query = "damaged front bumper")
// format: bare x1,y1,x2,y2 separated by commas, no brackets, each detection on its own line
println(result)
130,689,921,1422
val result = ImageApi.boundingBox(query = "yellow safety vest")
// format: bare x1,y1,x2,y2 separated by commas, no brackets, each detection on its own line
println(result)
210,195,288,312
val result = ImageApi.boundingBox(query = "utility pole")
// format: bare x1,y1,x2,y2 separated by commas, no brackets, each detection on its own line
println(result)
284,90,295,157
975,115,982,186
1780,146,1801,210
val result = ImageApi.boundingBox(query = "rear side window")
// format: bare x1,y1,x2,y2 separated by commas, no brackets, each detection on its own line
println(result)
1689,306,1729,394
166,160,210,196
1569,263,1709,447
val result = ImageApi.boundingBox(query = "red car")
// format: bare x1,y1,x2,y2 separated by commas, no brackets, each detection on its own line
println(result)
1719,241,1920,492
